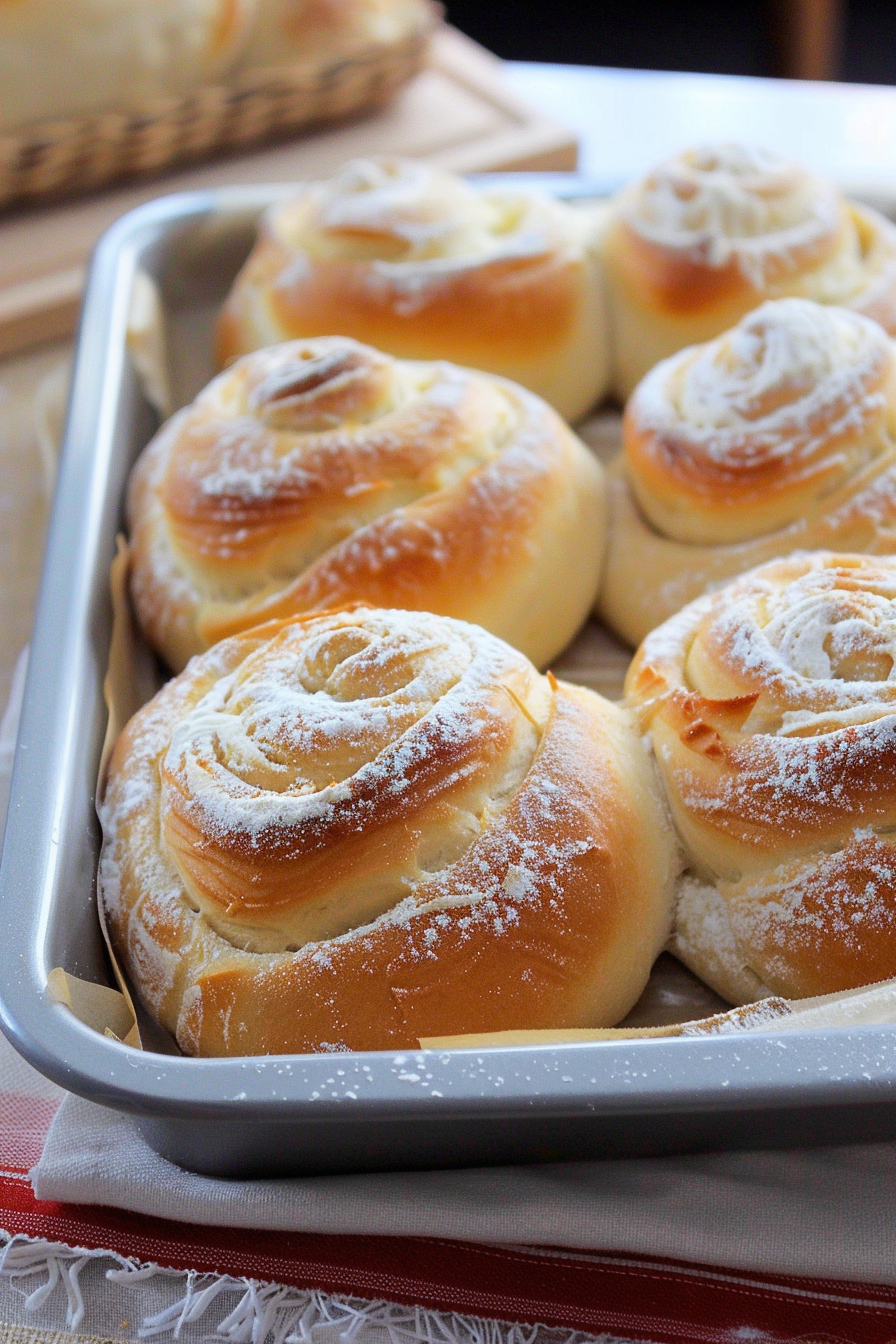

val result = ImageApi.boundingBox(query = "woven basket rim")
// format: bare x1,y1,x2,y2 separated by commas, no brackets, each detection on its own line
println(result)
0,0,442,151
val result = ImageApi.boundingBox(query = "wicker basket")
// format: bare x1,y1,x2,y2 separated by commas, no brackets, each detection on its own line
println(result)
0,3,440,212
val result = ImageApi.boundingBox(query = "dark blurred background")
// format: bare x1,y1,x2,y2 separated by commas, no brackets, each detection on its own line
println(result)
445,0,896,84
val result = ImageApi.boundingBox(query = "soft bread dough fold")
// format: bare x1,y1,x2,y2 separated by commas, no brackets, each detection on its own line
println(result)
602,143,896,400
99,606,680,1055
217,158,611,421
598,299,896,646
128,336,607,672
626,552,896,1003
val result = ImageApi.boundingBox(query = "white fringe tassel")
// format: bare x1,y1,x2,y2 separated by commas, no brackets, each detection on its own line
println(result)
0,1236,91,1328
0,1233,630,1344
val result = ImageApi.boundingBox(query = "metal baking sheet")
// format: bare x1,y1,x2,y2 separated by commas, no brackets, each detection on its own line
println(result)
3,180,896,1177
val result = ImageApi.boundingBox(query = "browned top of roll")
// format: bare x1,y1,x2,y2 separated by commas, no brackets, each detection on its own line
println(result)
623,298,896,544
214,157,611,422
218,158,593,359
627,552,896,997
128,335,606,672
607,145,842,308
603,143,896,327
100,606,678,1054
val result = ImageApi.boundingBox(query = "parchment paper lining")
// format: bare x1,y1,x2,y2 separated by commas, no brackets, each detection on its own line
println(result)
47,537,164,1051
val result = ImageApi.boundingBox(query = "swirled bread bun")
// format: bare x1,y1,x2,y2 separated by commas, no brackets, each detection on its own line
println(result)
597,299,896,646
239,0,430,70
626,553,896,1003
100,606,679,1055
217,157,610,422
0,0,256,131
128,336,606,672
603,143,896,400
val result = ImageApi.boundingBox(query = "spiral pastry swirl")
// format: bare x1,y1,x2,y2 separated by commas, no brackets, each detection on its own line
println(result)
128,335,606,672
598,299,896,646
626,552,896,1003
602,143,896,399
216,157,610,421
100,607,678,1055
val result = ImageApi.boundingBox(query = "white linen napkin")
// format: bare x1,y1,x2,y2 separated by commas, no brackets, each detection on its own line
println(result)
31,1094,896,1288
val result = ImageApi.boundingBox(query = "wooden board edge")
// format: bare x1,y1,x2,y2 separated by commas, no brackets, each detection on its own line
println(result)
0,268,84,360
431,128,578,174
427,29,578,172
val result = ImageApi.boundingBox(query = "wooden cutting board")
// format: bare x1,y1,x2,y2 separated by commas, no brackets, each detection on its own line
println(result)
0,28,577,360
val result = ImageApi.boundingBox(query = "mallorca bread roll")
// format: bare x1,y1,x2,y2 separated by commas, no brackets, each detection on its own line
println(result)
217,157,611,422
597,299,896,646
100,606,679,1055
239,0,429,69
626,552,896,1003
603,143,896,400
128,336,606,672
0,0,256,131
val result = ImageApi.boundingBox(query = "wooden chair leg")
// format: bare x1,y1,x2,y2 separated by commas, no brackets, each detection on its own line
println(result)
769,0,844,81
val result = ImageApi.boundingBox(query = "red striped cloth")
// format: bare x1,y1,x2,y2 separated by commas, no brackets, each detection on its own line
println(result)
1,1065,896,1344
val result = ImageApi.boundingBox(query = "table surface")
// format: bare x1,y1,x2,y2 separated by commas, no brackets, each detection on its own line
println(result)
504,60,896,192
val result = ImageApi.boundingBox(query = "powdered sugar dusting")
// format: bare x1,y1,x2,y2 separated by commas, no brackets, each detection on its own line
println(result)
627,298,893,545
621,143,841,285
273,157,591,279
128,331,583,666
164,607,519,841
633,551,896,1001
161,339,506,560
106,606,560,969
726,827,896,995
711,556,896,728
656,299,886,443
100,608,677,1053
636,551,896,1005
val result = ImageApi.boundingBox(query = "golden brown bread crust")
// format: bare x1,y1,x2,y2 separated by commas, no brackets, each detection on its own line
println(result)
602,144,896,400
625,552,896,1003
596,299,896,646
0,0,255,131
128,336,607,673
216,158,611,422
99,607,679,1055
239,0,430,70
